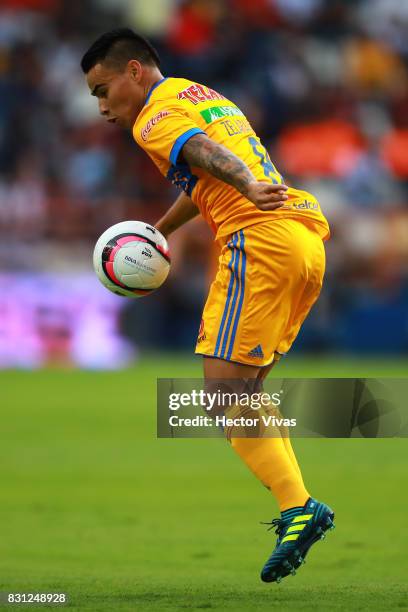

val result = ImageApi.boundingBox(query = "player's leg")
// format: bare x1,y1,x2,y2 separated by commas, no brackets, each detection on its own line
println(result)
257,222,335,582
197,223,334,582
198,228,310,510
257,353,335,583
203,355,332,584
203,356,310,512
256,354,304,479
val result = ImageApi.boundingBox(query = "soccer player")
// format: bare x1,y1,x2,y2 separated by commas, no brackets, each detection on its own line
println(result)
81,28,335,583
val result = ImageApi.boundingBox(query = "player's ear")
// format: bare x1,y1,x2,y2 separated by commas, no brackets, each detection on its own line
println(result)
127,59,142,82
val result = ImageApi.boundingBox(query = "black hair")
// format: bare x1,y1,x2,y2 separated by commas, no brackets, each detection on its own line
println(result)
80,28,160,73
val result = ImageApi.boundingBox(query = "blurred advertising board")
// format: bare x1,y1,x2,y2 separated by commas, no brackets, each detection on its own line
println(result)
0,273,135,369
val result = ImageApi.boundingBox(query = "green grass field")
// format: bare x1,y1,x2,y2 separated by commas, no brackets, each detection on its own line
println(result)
1,355,407,611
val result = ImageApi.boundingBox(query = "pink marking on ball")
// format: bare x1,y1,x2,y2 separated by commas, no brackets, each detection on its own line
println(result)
156,244,171,261
105,262,126,288
109,245,121,262
117,236,147,246
109,236,148,262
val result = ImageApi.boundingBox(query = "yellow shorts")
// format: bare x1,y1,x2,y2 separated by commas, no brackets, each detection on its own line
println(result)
195,219,326,366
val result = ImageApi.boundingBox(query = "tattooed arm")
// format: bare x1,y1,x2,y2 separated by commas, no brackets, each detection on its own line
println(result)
181,134,288,211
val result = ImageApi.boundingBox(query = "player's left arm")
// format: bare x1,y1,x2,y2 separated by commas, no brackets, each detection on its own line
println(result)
155,191,199,238
181,134,288,211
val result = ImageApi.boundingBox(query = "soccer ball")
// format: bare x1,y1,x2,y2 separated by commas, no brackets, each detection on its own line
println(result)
93,221,171,298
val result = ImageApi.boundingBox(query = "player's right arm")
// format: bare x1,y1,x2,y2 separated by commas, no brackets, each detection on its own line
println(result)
134,103,287,211
181,134,289,211
155,191,199,238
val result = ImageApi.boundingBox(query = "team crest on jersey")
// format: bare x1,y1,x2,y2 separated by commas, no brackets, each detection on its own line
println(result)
197,318,206,343
141,110,170,141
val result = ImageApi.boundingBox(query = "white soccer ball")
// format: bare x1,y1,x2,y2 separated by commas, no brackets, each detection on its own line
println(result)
93,221,171,298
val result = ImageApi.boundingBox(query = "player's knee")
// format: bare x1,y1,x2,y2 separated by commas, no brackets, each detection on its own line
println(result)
203,376,260,418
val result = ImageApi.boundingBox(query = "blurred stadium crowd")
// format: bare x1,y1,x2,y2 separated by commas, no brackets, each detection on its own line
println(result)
0,0,407,364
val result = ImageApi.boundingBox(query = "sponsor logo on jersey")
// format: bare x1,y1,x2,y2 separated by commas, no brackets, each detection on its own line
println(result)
141,110,170,141
200,105,244,124
177,84,227,105
292,199,319,210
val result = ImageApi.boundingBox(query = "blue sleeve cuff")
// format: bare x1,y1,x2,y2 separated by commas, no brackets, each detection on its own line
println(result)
169,127,205,166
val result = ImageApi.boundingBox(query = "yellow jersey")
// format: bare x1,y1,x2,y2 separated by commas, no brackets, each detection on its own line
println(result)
133,77,330,241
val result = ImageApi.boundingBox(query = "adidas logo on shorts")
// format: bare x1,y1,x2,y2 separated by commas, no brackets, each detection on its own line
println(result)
248,344,264,358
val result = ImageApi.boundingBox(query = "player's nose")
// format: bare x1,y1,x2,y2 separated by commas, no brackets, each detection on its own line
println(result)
98,99,109,116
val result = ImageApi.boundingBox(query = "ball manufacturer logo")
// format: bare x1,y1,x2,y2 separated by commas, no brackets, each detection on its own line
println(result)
125,255,138,265
142,247,152,258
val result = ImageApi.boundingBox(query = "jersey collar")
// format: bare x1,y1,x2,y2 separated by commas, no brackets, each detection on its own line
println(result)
144,77,168,106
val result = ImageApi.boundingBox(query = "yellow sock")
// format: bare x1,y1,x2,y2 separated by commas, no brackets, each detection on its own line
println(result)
282,436,303,479
224,402,309,511
231,437,309,511
262,400,305,485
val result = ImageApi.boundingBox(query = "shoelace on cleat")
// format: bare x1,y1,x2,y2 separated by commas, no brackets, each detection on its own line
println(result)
260,518,291,542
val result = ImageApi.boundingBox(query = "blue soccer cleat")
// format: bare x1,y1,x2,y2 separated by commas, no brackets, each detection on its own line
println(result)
260,497,335,583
